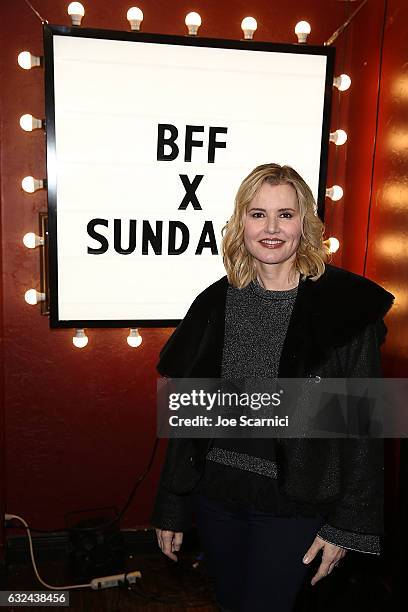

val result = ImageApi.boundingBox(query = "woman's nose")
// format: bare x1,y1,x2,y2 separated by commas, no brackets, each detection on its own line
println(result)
265,215,279,233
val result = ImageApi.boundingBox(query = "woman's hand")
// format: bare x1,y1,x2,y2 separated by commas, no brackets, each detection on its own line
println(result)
303,535,347,585
155,528,184,562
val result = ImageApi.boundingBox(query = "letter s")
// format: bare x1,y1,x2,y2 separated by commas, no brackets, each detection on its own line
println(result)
87,219,109,254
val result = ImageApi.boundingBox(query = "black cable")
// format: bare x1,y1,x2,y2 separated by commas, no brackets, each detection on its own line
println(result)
23,0,48,24
123,553,217,607
6,436,161,533
363,0,388,277
116,559,217,607
324,0,369,46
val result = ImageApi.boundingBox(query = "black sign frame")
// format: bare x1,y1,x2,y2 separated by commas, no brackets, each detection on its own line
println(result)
43,24,335,329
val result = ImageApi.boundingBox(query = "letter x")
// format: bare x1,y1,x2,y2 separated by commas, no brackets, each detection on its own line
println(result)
178,174,204,210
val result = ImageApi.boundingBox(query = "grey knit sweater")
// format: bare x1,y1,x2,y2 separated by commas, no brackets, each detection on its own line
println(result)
195,279,317,515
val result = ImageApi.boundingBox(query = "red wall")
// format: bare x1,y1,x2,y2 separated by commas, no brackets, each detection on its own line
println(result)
365,0,408,376
364,0,408,511
0,0,405,556
0,20,5,571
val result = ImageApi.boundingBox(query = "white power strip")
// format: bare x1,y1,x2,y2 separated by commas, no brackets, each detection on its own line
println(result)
5,513,143,592
90,570,142,590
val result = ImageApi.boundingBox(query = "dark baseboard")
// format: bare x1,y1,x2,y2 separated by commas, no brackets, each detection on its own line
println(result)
0,557,6,589
6,527,201,564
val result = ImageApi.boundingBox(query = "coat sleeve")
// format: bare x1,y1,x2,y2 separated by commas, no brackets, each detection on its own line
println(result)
316,318,386,554
157,291,210,378
150,440,195,531
150,293,210,532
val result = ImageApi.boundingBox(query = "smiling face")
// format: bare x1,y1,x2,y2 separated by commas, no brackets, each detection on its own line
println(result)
243,181,302,270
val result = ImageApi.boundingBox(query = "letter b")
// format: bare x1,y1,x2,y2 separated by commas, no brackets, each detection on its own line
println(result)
157,124,179,161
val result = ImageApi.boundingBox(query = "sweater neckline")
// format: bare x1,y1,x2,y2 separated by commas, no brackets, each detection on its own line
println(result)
249,279,299,300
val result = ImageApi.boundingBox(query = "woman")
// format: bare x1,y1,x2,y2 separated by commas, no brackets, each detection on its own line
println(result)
151,163,394,612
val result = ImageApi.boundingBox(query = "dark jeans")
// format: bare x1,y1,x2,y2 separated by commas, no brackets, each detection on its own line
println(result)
193,492,326,612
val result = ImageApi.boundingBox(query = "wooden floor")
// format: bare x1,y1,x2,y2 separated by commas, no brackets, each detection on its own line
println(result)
4,543,396,611
6,550,218,611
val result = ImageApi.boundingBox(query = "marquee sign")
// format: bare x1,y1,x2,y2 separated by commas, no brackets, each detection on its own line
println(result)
44,25,334,328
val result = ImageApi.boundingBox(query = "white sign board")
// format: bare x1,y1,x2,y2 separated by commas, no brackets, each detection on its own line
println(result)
44,26,334,327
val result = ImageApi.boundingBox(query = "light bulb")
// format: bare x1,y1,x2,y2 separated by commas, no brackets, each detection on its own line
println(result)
21,176,44,193
127,7,143,30
324,237,340,253
326,185,344,201
127,328,142,347
24,289,45,305
333,74,351,92
73,329,88,348
68,2,85,26
17,51,41,70
185,12,201,35
23,233,44,248
19,114,43,131
295,21,311,43
241,17,257,40
329,129,348,146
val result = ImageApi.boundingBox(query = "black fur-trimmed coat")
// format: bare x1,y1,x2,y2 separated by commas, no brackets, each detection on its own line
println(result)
151,264,395,554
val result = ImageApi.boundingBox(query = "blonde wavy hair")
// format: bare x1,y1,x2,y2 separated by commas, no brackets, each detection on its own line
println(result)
221,163,331,288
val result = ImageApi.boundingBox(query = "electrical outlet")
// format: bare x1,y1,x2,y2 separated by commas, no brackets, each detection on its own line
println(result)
90,570,141,590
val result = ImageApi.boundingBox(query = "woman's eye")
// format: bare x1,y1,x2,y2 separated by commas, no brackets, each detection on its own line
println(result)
249,212,293,219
